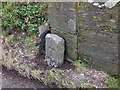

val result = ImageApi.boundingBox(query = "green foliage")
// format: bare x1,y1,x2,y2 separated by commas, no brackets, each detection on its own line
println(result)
43,69,76,88
105,76,120,88
1,2,48,36
6,35,15,45
24,35,39,53
74,58,91,68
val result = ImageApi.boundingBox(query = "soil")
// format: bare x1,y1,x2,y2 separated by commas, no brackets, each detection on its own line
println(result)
1,33,109,88
34,52,76,71
2,66,48,88
34,53,108,88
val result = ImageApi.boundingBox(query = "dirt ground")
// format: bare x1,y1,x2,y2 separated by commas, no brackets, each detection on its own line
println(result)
0,67,1,90
1,34,110,88
2,66,48,88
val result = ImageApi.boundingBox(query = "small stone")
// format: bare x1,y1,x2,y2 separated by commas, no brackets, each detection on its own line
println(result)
66,69,70,72
110,19,116,23
68,19,76,31
104,0,118,8
74,76,77,78
93,3,99,7
38,25,48,37
38,25,50,51
100,83,103,86
31,51,34,53
102,4,105,7
93,74,98,78
98,5,102,8
80,74,84,77
85,71,91,76
88,0,94,3
22,32,25,35
45,58,51,66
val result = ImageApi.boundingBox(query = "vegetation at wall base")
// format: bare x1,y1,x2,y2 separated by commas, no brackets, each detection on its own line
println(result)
105,75,120,88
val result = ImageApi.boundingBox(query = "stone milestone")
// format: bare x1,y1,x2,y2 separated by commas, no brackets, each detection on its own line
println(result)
45,34,64,67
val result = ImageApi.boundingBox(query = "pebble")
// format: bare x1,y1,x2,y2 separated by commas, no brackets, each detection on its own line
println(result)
104,0,119,8
100,83,103,86
85,71,91,76
31,51,34,53
93,3,99,6
80,74,84,77
98,5,102,8
110,19,116,23
90,0,119,9
93,74,98,78
88,0,94,3
22,32,25,35
74,76,77,78
102,4,105,7
66,69,70,72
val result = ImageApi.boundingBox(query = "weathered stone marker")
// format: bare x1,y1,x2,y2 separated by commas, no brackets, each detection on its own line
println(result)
45,34,64,67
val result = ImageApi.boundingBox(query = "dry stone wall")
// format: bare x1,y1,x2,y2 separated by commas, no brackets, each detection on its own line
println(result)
77,3,119,75
48,2,119,75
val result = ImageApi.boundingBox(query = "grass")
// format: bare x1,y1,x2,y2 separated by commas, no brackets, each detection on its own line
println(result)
81,82,96,88
24,35,39,53
74,58,120,88
74,58,91,71
5,32,39,54
43,69,76,88
5,35,15,45
105,75,120,88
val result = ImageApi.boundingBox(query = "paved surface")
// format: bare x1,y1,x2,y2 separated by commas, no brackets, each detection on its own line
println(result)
1,67,48,88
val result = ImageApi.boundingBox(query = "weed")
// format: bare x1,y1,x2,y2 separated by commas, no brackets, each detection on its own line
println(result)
24,35,39,53
74,58,91,70
81,81,96,88
43,69,76,88
5,35,15,45
105,76,119,88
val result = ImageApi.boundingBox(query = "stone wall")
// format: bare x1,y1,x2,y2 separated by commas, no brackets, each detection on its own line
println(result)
77,3,119,75
48,2,119,75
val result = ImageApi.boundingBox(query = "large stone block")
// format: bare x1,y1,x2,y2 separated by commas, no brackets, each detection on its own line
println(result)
45,34,64,67
52,30,78,61
77,3,118,33
48,2,77,35
77,3,119,75
78,31,119,75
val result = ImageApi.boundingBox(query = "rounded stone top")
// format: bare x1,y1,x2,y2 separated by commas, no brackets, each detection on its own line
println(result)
46,34,64,44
